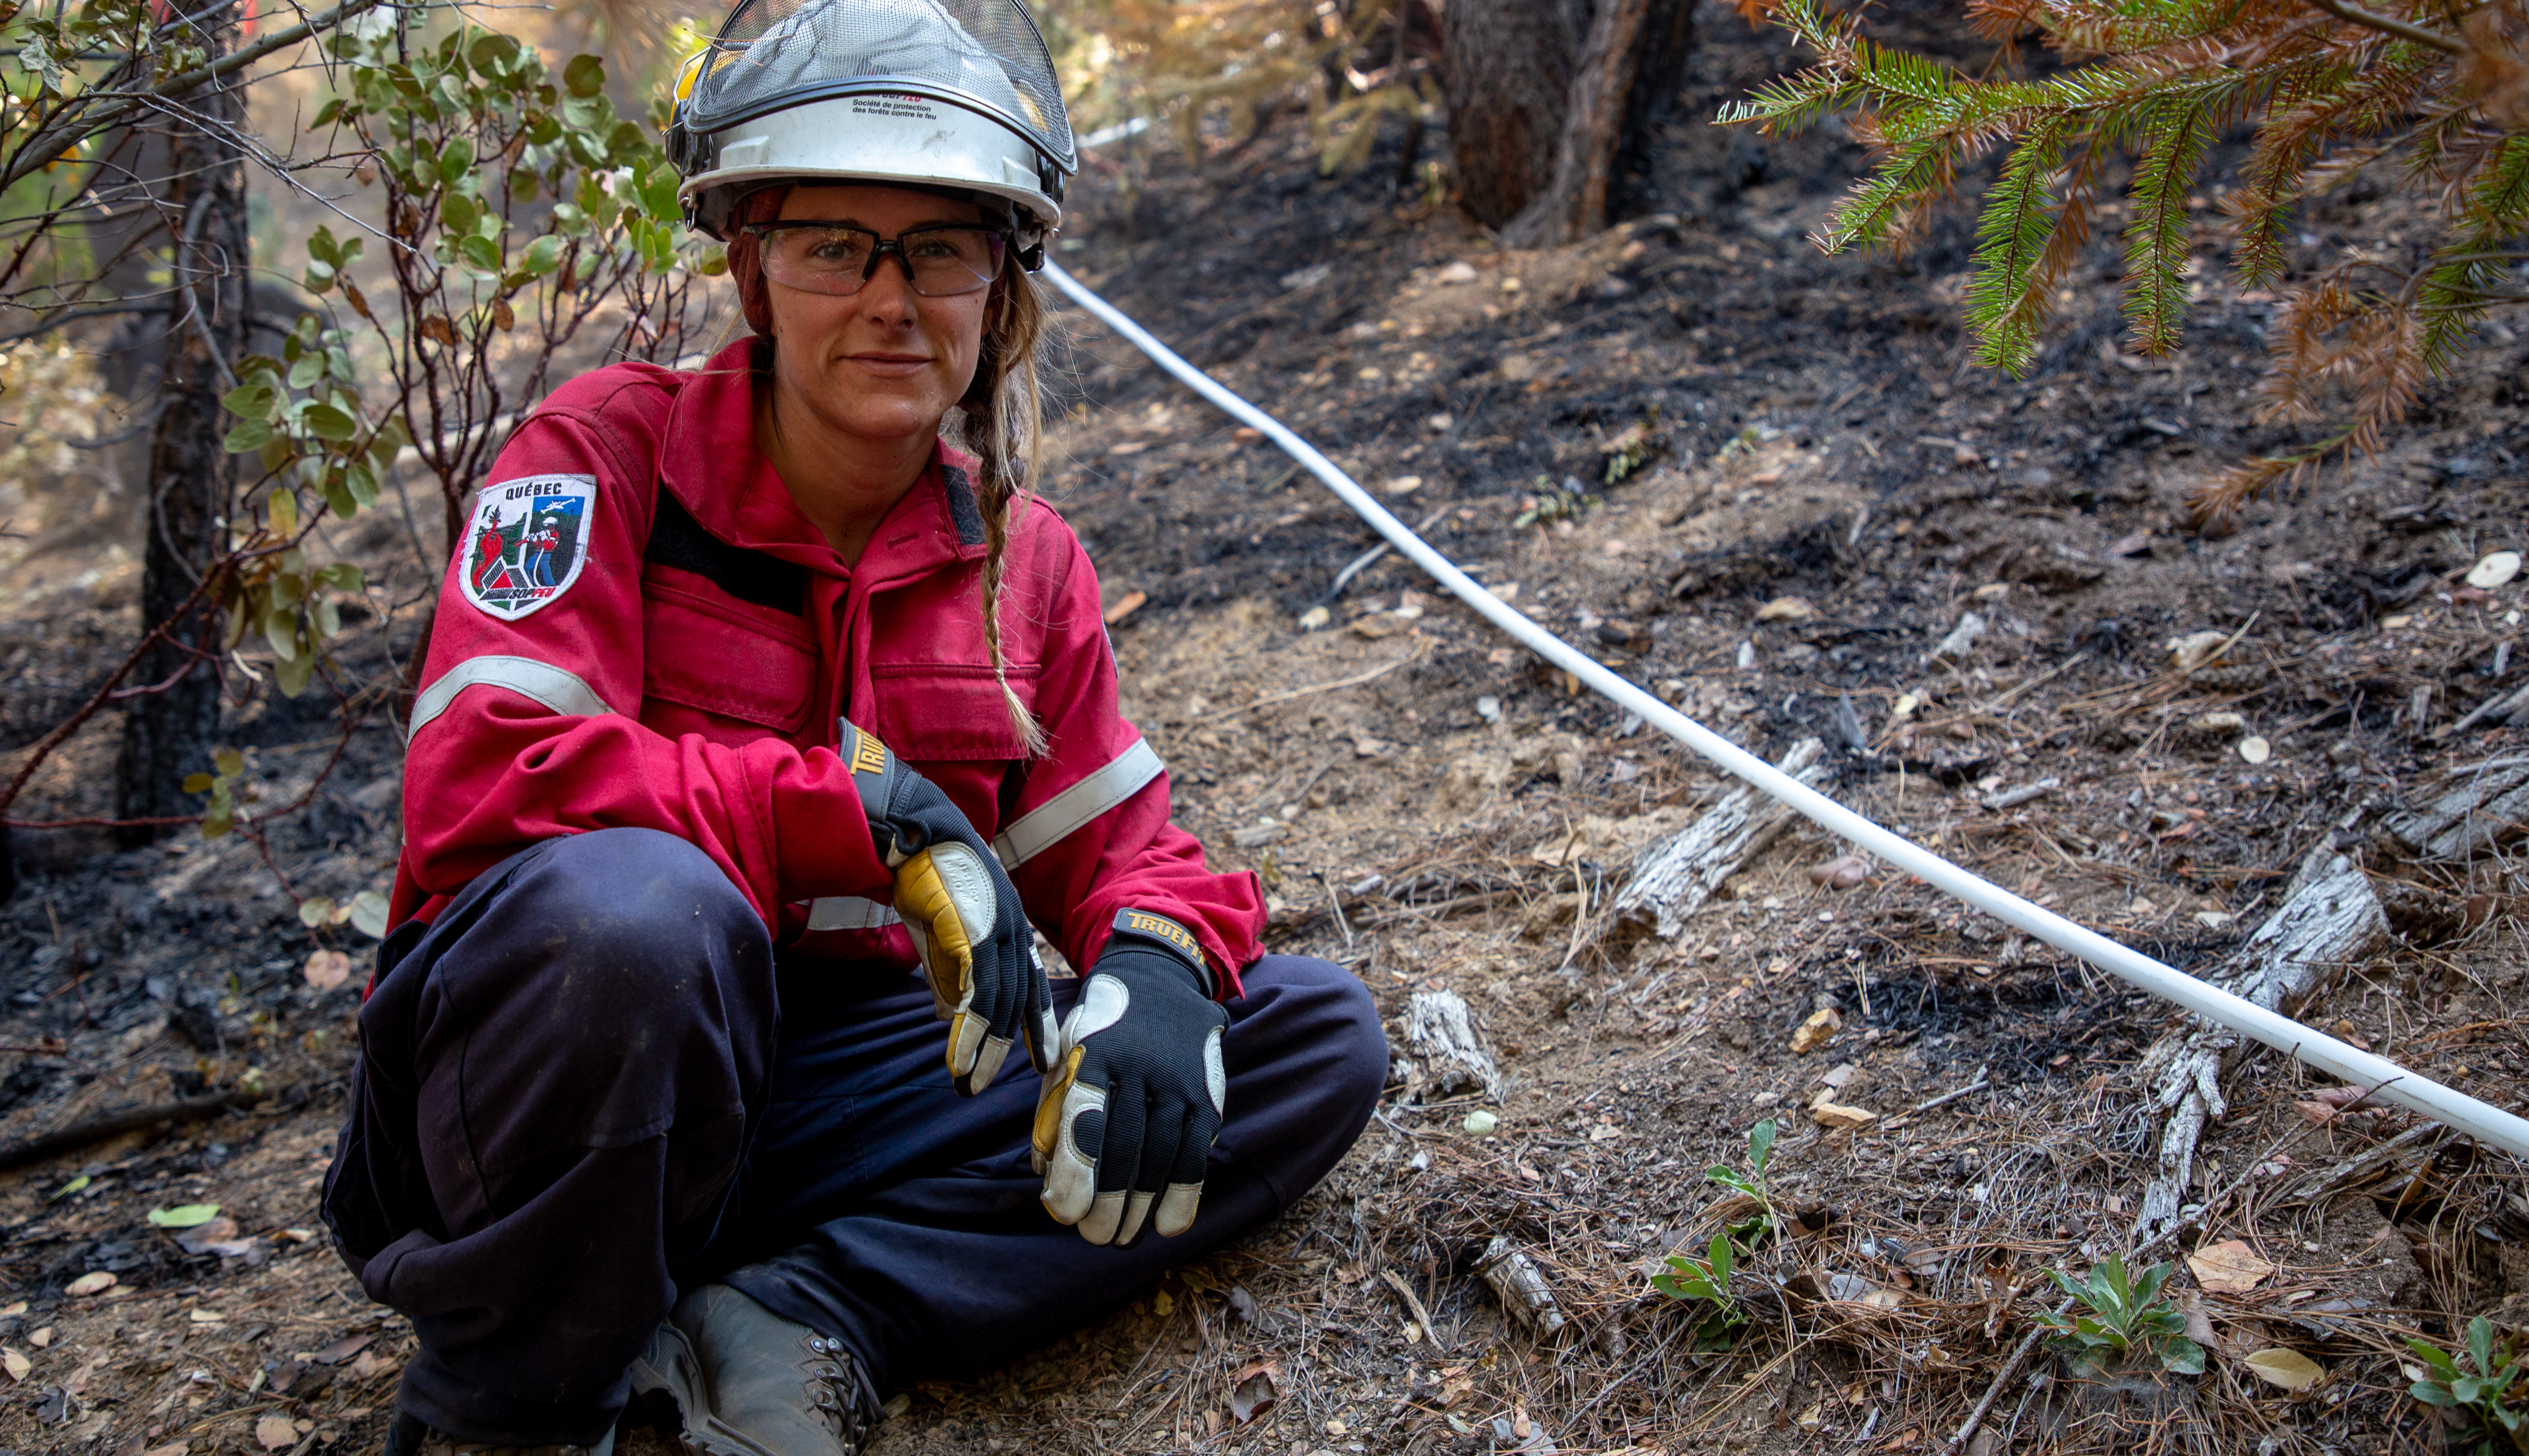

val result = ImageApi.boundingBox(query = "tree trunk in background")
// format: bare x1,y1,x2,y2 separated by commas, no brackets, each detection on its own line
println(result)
116,10,249,846
1439,0,1584,229
1612,0,1698,219
1442,0,1696,245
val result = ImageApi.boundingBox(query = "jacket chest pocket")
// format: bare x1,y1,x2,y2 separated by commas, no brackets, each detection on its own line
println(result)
872,663,1037,762
641,579,818,739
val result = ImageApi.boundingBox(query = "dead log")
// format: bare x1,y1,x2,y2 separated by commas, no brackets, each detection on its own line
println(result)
1612,737,1827,939
0,1082,286,1172
1403,988,1508,1102
2130,855,2388,1248
2448,681,2529,737
2382,757,2529,861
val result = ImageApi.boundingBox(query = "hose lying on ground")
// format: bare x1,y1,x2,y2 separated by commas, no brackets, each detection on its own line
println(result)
1040,258,2529,1162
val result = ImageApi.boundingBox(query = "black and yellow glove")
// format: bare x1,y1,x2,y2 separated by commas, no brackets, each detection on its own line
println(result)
1032,910,1229,1245
846,723,1057,1095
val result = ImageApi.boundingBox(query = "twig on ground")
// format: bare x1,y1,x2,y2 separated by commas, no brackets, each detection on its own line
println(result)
1379,1268,1446,1351
1950,1298,2072,1450
1985,778,2060,811
1315,871,1356,949
1885,1079,1991,1127
1205,646,1426,724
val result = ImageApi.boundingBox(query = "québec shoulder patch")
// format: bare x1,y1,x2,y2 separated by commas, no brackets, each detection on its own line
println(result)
460,474,596,621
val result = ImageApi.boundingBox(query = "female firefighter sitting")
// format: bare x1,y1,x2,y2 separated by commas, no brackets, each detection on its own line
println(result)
321,2,1387,1452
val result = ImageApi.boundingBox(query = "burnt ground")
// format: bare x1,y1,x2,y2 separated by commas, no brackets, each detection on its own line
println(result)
1,3,2527,1453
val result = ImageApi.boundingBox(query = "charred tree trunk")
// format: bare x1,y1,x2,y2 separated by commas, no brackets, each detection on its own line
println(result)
1439,0,1583,230
115,10,250,846
1442,0,1696,244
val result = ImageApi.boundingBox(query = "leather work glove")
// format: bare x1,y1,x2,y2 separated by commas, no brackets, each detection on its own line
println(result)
1032,910,1230,1246
846,723,1057,1095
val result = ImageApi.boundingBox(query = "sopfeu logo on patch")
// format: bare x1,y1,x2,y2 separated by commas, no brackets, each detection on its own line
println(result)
461,474,597,622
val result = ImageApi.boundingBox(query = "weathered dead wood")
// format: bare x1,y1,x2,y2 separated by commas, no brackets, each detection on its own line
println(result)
2448,680,2529,737
1403,988,1508,1102
0,1082,286,1172
2130,855,2389,1248
2274,1120,2456,1206
2382,758,2529,860
1612,738,1827,939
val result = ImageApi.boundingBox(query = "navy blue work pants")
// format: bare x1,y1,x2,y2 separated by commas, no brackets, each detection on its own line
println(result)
323,828,1388,1446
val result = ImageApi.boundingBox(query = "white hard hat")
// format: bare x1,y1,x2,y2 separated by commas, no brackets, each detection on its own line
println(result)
669,0,1075,261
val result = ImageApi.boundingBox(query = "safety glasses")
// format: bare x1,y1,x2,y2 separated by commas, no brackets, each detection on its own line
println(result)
744,222,1008,299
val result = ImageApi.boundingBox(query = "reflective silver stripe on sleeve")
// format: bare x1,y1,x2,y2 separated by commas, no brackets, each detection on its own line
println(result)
993,738,1166,871
407,654,616,741
802,896,903,931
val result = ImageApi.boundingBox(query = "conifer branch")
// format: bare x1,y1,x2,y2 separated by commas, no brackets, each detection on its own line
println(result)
2299,0,2466,54
1728,0,2521,496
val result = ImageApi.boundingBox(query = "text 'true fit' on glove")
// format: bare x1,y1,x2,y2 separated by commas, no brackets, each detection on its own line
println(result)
1032,910,1229,1245
846,724,1057,1095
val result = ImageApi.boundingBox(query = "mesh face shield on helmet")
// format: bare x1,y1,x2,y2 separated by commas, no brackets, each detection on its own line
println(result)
669,0,1075,262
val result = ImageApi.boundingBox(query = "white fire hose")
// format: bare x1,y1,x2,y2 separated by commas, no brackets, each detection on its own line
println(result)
1041,259,2529,1161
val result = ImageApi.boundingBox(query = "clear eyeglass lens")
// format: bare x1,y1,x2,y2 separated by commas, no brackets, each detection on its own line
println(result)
759,226,1003,297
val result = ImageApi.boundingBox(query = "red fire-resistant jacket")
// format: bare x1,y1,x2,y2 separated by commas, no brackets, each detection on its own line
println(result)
391,336,1262,994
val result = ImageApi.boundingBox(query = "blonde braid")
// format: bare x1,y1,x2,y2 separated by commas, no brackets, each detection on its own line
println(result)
965,266,1050,758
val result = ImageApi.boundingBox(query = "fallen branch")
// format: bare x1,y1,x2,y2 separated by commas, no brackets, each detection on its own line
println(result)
1949,1298,2073,1450
0,1083,285,1172
1206,646,1425,724
2275,1120,2454,1205
1884,1078,1991,1127
1985,778,2060,811
2384,755,2529,859
1612,737,1827,938
2129,851,2388,1247
2447,681,2529,736
1380,1268,1446,1351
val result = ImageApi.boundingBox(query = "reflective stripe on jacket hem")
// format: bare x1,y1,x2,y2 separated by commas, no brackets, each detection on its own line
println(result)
408,655,615,740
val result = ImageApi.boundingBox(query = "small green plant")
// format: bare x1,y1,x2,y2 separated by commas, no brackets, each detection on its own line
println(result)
1600,405,1665,485
1714,422,1781,461
2408,1316,2529,1456
2040,1255,2205,1376
1651,1232,1753,1352
1511,475,1601,528
1704,1117,1778,1242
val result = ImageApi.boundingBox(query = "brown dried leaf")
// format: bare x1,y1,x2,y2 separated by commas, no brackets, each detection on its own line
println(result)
313,1333,378,1365
255,1413,299,1450
1228,1356,1283,1424
304,950,352,992
2242,1346,2324,1391
173,1216,242,1255
2187,1239,2276,1293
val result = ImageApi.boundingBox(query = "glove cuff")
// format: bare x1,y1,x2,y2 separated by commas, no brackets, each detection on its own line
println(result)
1107,908,1217,999
843,722,912,859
